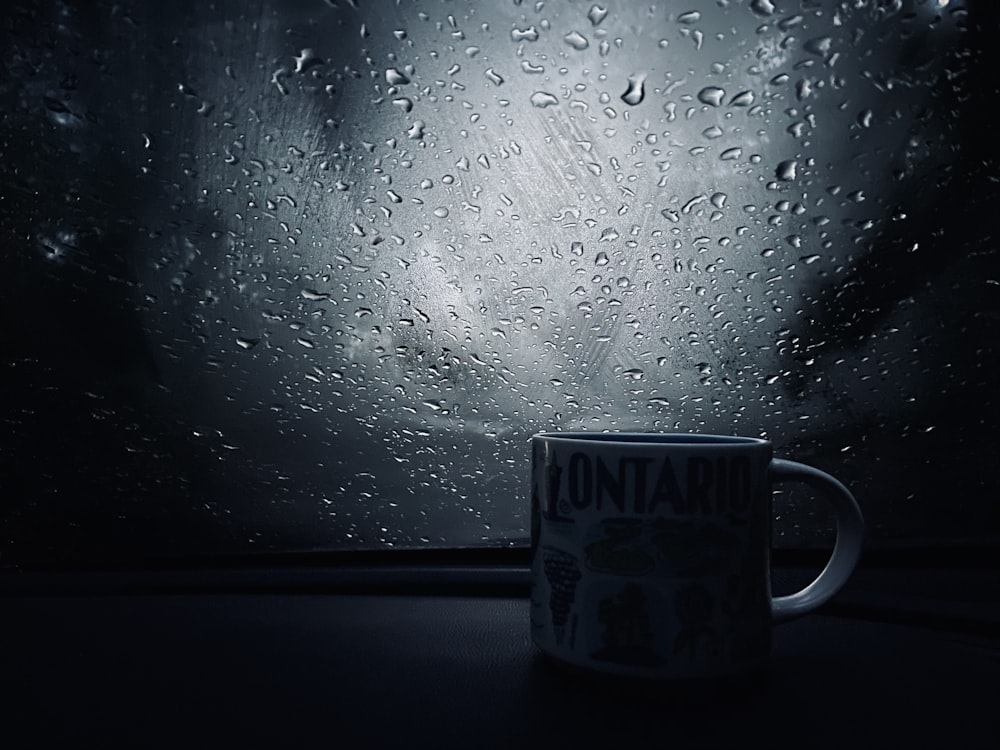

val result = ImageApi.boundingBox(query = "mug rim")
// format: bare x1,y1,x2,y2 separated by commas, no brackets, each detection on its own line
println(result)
533,431,770,448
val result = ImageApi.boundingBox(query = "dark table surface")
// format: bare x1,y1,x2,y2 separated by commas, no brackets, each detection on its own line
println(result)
2,563,998,749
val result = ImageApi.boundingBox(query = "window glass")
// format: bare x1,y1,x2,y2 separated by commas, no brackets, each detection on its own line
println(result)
2,0,997,562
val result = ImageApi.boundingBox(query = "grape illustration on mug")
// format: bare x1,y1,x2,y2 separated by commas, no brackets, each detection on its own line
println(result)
541,546,582,647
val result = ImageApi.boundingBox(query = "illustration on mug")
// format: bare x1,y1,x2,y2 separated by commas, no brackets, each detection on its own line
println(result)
584,519,655,576
541,546,582,647
589,583,666,667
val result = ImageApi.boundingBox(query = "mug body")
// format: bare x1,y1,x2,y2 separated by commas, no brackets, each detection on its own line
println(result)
530,432,774,679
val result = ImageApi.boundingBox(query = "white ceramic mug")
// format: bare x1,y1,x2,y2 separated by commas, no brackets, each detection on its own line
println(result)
529,432,864,680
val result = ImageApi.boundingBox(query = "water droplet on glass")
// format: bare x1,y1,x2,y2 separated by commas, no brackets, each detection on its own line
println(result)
697,87,725,107
271,68,289,95
682,194,707,214
294,48,323,74
720,147,742,161
622,368,644,380
595,251,610,266
530,91,559,108
477,153,490,169
777,14,804,31
711,192,727,209
621,74,646,106
775,160,798,181
587,4,608,26
804,37,832,57
702,125,724,140
433,207,449,218
564,31,590,50
511,26,540,42
599,227,619,242
750,0,776,16
729,90,755,107
44,95,71,115
571,241,584,256
420,178,433,189
485,68,504,86
393,97,414,113
386,67,410,85
407,120,426,139
677,11,701,24
301,289,331,301
858,109,873,128
236,336,260,350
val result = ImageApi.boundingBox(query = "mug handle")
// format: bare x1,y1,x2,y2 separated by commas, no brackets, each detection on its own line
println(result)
769,458,865,624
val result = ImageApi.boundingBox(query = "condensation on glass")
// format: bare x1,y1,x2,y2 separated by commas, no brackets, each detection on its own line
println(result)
1,0,997,560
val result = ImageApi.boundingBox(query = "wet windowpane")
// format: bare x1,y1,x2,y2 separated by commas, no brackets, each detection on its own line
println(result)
2,0,998,562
